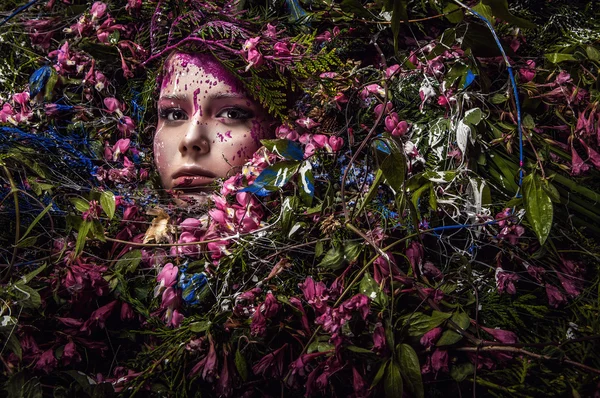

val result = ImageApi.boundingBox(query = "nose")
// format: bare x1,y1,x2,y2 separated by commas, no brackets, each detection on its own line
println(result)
179,119,210,156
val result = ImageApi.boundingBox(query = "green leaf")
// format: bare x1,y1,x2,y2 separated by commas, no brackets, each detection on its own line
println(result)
347,345,375,354
471,2,494,25
359,272,385,306
70,197,89,213
100,191,116,220
444,3,464,23
14,284,41,309
75,220,92,256
16,236,37,248
523,173,553,245
377,137,407,193
91,220,105,242
344,241,363,263
482,0,536,28
585,46,600,61
390,0,409,54
545,53,577,64
399,344,424,398
307,341,335,353
235,349,248,382
437,311,470,346
319,245,345,269
19,203,53,242
406,311,452,337
463,108,483,126
5,333,22,360
341,0,373,19
370,360,388,390
450,362,475,382
115,250,142,274
523,114,535,130
384,360,403,398
19,263,47,285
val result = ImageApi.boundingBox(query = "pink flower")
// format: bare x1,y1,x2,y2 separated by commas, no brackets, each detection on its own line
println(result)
384,112,409,137
117,116,135,137
519,60,536,82
120,302,135,321
571,144,590,175
245,48,264,70
82,200,101,221
242,37,260,51
190,336,218,381
372,324,387,354
334,92,348,109
90,2,107,19
273,42,291,56
0,103,14,123
374,102,393,118
126,0,142,12
106,138,131,161
431,349,449,372
352,367,368,398
252,344,287,378
555,71,571,85
168,309,184,328
62,340,81,365
385,64,401,78
546,284,567,307
24,18,57,49
35,349,58,373
329,136,344,152
312,134,329,149
156,263,178,293
315,31,332,42
104,97,122,114
296,117,320,130
299,277,329,314
264,23,278,39
481,326,518,344
319,72,337,79
289,297,311,334
495,268,519,294
80,300,118,334
420,326,443,348
275,124,299,141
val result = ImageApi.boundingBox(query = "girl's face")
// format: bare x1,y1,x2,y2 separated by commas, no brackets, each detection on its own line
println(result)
154,53,270,194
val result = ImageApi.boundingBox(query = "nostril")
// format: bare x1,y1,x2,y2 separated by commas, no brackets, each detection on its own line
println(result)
192,145,202,151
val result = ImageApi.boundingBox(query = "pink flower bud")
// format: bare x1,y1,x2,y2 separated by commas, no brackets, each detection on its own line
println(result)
91,2,107,19
329,136,344,152
385,64,400,79
420,326,443,348
273,42,290,56
312,134,328,149
104,97,121,113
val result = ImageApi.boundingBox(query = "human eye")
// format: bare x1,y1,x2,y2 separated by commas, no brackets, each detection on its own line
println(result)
216,107,254,121
159,107,188,122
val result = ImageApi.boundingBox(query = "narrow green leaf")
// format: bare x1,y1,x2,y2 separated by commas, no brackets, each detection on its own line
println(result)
6,333,22,360
16,236,37,248
585,46,600,61
100,191,116,220
115,250,143,274
406,311,452,337
370,360,388,390
91,220,105,242
70,197,90,213
14,283,41,309
19,263,47,285
384,360,403,398
75,220,93,256
471,2,494,25
545,53,577,64
235,349,248,382
523,173,553,245
19,203,53,242
482,0,536,28
399,344,424,398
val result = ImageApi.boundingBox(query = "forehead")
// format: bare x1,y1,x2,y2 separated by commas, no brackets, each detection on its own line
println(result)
161,53,244,94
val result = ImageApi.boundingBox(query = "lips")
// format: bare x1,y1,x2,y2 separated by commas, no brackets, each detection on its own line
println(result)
172,166,217,189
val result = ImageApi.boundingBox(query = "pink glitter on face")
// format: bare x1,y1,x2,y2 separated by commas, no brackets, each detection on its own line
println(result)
154,52,271,193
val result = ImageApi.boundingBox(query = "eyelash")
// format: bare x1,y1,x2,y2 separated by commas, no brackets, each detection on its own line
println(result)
158,107,254,122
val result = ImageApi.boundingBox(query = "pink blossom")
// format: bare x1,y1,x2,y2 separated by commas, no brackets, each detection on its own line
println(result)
296,117,320,130
264,23,278,39
333,26,340,36
312,134,329,149
385,64,401,79
495,268,519,294
571,144,590,175
104,97,121,114
80,300,118,334
555,71,571,85
405,241,424,274
352,367,368,398
329,136,344,152
82,200,101,221
120,302,135,321
24,18,57,49
126,0,142,12
481,326,518,344
420,327,442,348
315,31,332,42
273,42,291,56
579,138,600,168
289,297,311,334
245,48,264,70
423,261,443,280
519,60,536,82
155,263,178,297
526,263,545,282
299,277,329,314
189,336,218,381
431,349,449,372
117,116,135,137
384,112,409,137
62,340,81,365
90,2,107,19
374,102,393,118
252,344,287,378
242,37,260,51
275,124,299,141
35,349,58,373
334,92,348,109
372,324,387,354
319,72,337,79
0,103,14,123
168,309,184,328
546,284,567,308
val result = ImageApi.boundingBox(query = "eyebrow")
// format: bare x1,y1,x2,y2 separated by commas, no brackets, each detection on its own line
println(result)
158,92,247,102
